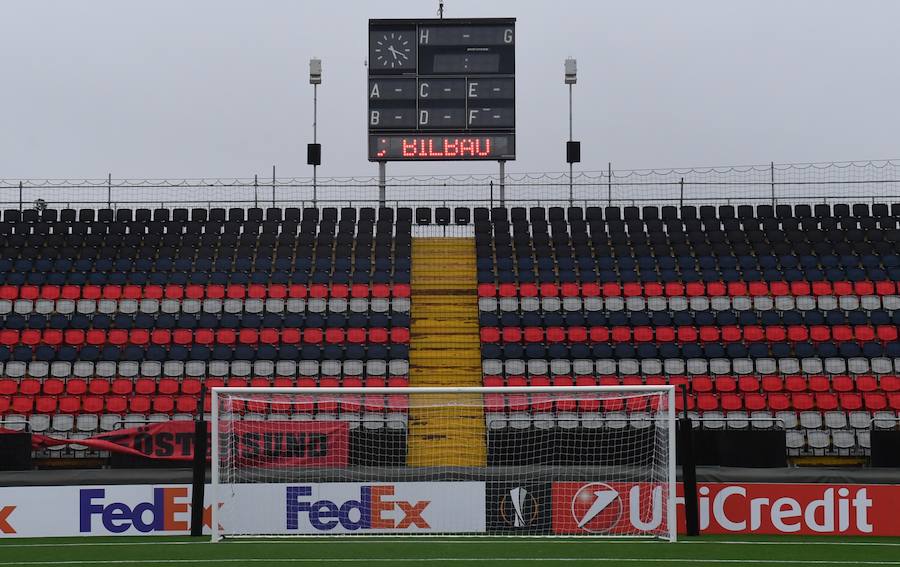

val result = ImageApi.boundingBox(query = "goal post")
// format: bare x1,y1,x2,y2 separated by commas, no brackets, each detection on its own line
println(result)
211,386,676,541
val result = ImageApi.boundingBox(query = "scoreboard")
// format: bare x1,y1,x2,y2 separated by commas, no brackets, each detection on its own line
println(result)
367,18,516,161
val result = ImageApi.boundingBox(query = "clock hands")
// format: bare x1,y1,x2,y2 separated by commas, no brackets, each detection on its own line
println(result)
387,45,409,61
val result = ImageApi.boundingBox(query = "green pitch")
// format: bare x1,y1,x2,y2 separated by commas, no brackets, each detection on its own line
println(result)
0,535,898,566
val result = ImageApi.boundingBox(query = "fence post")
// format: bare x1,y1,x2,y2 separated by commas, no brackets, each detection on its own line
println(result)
489,180,494,210
18,181,23,211
272,165,276,208
254,175,258,208
679,177,684,208
607,162,612,205
107,174,112,209
770,161,775,206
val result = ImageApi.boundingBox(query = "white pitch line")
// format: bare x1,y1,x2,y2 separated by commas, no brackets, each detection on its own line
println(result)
0,559,899,566
2,539,900,549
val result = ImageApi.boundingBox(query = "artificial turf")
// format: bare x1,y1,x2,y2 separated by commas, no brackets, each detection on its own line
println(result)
0,535,899,566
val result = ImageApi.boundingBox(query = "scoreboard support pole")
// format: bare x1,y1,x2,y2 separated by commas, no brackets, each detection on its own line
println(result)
378,162,386,207
498,160,506,207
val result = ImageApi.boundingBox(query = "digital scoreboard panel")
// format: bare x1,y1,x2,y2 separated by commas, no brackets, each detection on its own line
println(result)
367,18,515,161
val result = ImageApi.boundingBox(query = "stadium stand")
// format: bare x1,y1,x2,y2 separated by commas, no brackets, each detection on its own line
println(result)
476,204,900,457
0,206,412,460
2,202,900,461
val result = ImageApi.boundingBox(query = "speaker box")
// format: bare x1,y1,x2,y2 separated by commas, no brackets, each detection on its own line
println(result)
566,141,581,164
307,143,322,166
871,431,900,467
0,433,32,471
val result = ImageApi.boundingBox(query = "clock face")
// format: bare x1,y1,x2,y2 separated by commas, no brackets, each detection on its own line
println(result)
371,30,416,71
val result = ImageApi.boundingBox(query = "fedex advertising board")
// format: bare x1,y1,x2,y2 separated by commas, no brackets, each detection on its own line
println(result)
220,482,486,534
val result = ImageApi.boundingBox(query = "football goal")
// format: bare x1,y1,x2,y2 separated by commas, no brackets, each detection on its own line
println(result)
211,386,676,541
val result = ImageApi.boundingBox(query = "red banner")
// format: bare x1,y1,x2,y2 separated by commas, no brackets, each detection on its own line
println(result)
1,421,349,466
551,482,900,536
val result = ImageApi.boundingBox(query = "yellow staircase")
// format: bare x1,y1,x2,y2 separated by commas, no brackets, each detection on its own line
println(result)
407,237,486,467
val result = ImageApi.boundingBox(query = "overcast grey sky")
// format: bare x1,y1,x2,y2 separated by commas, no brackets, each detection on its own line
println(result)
2,1,898,179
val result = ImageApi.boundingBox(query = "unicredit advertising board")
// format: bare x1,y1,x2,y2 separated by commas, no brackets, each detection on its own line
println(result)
0,482,899,537
551,482,900,536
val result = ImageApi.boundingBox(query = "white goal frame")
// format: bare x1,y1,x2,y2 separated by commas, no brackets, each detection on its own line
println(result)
211,385,677,542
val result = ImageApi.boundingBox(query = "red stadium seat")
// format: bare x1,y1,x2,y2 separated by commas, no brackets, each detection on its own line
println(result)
58,396,81,414
483,375,504,387
106,396,128,414
877,326,899,342
744,393,768,411
369,328,388,344
714,376,737,393
502,326,525,342
761,376,784,393
807,375,831,393
113,378,137,396
539,283,559,297
88,379,110,395
875,281,896,295
864,393,887,411
690,376,713,393
785,375,807,393
831,375,854,393
721,394,743,411
477,284,496,298
42,379,64,396
35,396,57,414
696,394,718,411
18,379,40,396
480,328,500,343
303,329,323,344
839,393,862,411
129,396,152,413
560,282,581,297
791,393,815,411
738,376,760,393
519,283,538,297
523,327,544,343
11,396,34,414
108,329,128,346
855,375,877,392
767,393,791,411
345,328,365,344
545,327,565,343
157,378,179,395
215,329,236,345
567,326,587,342
324,328,346,344
880,376,900,392
815,393,838,411
81,396,104,414
176,396,199,414
0,379,16,396
611,326,631,342
655,326,675,342
685,282,705,297
180,379,202,395
498,283,517,298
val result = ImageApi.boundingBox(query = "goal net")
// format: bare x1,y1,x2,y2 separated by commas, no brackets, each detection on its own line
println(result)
211,386,676,540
